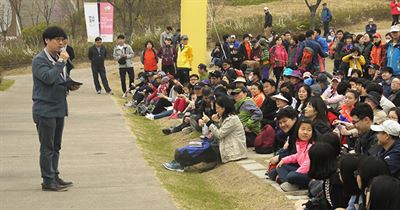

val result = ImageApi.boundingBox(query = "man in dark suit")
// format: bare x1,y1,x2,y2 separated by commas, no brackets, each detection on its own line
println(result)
62,37,75,75
88,37,112,94
32,26,80,191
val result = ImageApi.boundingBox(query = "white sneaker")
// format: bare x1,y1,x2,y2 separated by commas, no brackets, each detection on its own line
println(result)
124,101,134,107
280,182,300,192
122,93,127,98
145,114,154,120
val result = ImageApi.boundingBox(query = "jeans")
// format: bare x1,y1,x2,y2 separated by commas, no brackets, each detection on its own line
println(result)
91,66,111,92
33,114,64,185
269,164,310,188
153,110,173,120
323,21,330,37
119,67,135,93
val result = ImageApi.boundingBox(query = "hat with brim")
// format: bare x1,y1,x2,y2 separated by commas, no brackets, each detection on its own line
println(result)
234,77,246,83
316,73,330,85
194,82,204,89
390,25,400,33
271,93,289,103
231,87,245,94
289,70,303,80
371,120,400,136
283,67,294,77
366,91,382,109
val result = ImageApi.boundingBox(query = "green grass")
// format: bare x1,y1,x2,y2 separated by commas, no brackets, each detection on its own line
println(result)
114,97,236,209
0,79,15,91
230,0,280,6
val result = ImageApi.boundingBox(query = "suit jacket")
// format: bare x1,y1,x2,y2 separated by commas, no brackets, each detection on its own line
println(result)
88,45,107,68
66,45,75,71
32,50,70,118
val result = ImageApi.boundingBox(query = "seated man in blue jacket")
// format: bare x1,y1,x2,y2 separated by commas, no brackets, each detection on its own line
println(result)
372,120,400,178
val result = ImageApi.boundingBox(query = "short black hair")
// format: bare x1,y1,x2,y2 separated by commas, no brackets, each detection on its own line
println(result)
173,85,184,94
308,143,337,180
314,28,321,35
42,26,67,45
305,30,314,38
280,82,294,94
189,74,199,79
366,82,383,95
350,103,374,122
381,66,394,75
336,30,344,34
316,132,341,157
251,82,263,92
117,34,125,39
337,81,350,95
276,106,297,121
166,26,173,31
284,31,291,35
263,78,276,87
95,37,102,42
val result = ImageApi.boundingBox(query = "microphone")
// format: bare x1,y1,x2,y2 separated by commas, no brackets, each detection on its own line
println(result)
60,46,74,68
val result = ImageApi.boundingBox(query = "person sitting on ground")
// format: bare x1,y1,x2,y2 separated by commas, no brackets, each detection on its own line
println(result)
364,175,400,210
162,95,247,172
378,66,394,98
269,118,314,191
388,107,400,123
366,82,395,114
295,84,311,115
260,79,278,128
210,43,223,67
389,77,400,106
250,83,265,108
342,48,366,78
364,91,387,125
231,87,263,147
271,92,293,113
304,96,332,137
371,120,400,178
336,155,361,210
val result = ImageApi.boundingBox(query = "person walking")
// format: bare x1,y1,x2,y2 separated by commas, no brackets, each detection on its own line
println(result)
88,37,112,94
264,7,273,39
32,26,80,191
113,34,135,97
321,3,333,38
390,0,400,26
176,35,193,85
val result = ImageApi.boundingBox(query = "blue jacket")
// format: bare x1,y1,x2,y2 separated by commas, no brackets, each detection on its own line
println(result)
321,8,332,22
316,35,329,54
297,39,329,71
386,41,400,76
377,139,400,177
32,50,70,118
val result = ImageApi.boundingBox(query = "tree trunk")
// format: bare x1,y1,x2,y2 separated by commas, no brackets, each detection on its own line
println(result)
310,10,316,30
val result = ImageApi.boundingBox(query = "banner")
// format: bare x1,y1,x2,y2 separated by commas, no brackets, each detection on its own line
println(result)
84,2,100,42
99,2,113,42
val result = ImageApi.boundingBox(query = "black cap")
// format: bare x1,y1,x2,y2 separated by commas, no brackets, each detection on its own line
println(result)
381,67,393,74
209,71,222,78
194,82,205,89
367,64,379,70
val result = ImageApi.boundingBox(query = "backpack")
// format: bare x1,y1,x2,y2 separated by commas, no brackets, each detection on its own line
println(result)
174,139,218,167
254,124,275,154
300,43,314,72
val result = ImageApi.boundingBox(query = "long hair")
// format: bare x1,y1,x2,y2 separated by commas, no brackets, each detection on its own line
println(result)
307,96,329,125
295,84,311,111
338,154,360,196
308,143,337,180
367,175,400,210
215,95,236,120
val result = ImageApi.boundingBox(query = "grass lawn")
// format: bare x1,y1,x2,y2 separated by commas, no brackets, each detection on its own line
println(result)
0,79,15,91
107,68,294,210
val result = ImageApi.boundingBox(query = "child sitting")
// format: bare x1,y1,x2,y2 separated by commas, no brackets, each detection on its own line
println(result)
169,84,189,119
269,118,314,192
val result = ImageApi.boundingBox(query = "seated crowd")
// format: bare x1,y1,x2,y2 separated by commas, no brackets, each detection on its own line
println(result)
124,25,400,210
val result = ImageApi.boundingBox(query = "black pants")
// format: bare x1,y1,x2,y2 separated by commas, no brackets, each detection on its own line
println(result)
245,131,257,147
333,59,342,72
393,15,399,26
92,66,111,92
152,98,172,115
323,21,330,37
119,67,135,93
33,114,64,185
176,68,190,85
273,67,284,88
162,64,175,76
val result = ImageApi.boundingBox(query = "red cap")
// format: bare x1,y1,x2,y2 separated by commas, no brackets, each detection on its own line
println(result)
373,33,381,39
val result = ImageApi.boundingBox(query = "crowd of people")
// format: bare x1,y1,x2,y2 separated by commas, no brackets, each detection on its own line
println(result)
118,15,400,209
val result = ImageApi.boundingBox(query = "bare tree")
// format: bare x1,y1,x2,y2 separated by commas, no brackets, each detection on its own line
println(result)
28,0,40,25
9,0,22,30
36,0,56,26
0,3,12,40
305,0,322,30
60,0,78,38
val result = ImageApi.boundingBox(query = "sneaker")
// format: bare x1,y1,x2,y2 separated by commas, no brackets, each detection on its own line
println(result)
122,93,127,98
124,101,134,107
162,128,172,135
145,114,154,120
280,182,300,192
96,90,101,94
162,160,184,172
106,91,114,95
182,127,193,134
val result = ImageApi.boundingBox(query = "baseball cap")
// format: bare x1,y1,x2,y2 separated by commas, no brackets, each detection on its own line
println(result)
181,35,189,40
264,7,269,10
371,120,400,136
209,71,222,78
381,66,394,74
390,25,400,33
230,34,236,39
373,33,381,39
194,82,205,89
283,67,294,77
368,64,379,69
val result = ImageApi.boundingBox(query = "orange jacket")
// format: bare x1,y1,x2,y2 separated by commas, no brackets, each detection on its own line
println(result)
370,43,387,68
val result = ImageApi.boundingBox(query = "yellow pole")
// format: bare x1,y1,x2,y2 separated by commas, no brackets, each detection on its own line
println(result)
180,0,207,75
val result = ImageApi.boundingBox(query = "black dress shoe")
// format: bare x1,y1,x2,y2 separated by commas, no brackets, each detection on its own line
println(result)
41,183,68,192
162,128,172,135
56,176,73,186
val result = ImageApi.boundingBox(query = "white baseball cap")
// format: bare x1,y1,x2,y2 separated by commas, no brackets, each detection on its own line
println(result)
264,7,269,10
390,25,400,33
371,120,400,137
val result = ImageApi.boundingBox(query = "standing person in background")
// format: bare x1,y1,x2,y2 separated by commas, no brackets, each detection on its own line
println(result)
386,25,400,77
270,37,288,86
141,41,158,73
365,18,377,36
157,37,177,76
332,30,344,72
176,35,193,85
113,34,135,98
88,37,112,95
160,26,173,47
32,26,80,191
62,37,75,75
390,0,400,26
264,7,273,39
321,3,333,38
172,28,181,46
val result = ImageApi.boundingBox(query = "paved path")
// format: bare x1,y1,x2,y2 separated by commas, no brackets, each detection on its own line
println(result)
0,68,176,210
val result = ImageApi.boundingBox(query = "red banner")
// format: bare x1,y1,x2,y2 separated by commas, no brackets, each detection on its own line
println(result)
99,2,113,42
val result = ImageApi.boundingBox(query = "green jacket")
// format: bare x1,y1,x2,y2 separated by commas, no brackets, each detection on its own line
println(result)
234,97,263,134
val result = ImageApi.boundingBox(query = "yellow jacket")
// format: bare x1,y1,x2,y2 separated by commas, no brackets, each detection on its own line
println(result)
177,44,193,69
342,54,366,73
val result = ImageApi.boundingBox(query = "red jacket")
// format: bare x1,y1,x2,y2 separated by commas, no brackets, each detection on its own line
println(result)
391,1,400,15
270,45,288,68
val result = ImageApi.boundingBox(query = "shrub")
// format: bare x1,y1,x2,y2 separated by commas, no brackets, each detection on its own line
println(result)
229,0,281,6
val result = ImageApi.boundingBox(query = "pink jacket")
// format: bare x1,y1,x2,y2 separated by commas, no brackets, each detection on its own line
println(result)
270,45,288,68
282,140,312,174
391,1,400,15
